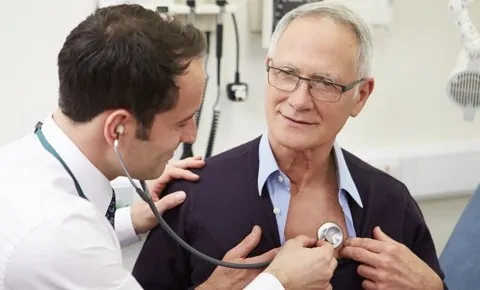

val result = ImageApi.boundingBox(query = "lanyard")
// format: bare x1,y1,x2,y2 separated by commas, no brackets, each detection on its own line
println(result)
34,122,88,200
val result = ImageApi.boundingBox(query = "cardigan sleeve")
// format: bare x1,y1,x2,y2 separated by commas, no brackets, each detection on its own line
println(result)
132,183,194,290
401,184,447,288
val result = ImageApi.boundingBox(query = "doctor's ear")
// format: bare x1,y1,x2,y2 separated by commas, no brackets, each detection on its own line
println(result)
104,109,131,144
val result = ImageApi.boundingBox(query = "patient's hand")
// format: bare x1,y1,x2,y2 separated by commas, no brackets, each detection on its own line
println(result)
196,226,278,290
340,226,443,290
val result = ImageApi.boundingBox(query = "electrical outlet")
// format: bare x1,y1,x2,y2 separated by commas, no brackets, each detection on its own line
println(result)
227,82,249,101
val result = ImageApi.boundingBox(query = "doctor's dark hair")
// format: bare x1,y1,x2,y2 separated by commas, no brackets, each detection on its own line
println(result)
57,4,206,139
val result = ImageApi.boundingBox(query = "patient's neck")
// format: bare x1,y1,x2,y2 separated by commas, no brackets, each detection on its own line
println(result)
268,134,336,189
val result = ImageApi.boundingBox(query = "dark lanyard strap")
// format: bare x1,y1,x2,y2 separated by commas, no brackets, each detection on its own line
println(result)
34,122,88,200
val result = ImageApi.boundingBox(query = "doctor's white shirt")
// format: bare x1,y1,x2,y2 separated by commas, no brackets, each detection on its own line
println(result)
0,115,284,290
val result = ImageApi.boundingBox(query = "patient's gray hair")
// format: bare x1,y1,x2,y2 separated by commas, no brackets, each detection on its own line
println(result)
267,0,373,78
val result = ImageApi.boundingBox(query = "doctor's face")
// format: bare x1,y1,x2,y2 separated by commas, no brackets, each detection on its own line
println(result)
123,59,206,180
264,15,373,150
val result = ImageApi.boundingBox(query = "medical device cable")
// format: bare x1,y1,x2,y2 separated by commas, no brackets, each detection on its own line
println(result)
205,0,243,157
205,1,226,158
225,1,247,102
231,13,240,83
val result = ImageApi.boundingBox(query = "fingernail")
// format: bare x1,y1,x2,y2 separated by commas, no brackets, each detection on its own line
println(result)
175,191,186,201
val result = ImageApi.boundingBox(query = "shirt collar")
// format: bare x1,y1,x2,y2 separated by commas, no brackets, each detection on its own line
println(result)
40,114,113,214
257,133,363,208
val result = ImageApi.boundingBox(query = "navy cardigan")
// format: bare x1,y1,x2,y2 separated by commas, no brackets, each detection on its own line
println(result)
132,136,446,289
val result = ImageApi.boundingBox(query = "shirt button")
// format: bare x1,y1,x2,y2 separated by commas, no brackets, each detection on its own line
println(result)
277,175,284,183
273,207,281,215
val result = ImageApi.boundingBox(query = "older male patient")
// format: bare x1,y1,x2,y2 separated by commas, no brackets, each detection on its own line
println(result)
132,1,446,289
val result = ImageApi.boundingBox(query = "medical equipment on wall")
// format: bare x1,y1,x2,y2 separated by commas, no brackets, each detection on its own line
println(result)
204,0,249,158
447,0,480,121
144,0,244,159
249,0,393,49
203,0,248,158
204,0,226,158
226,12,249,102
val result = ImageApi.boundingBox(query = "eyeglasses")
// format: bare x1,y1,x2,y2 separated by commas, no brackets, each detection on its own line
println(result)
266,64,365,103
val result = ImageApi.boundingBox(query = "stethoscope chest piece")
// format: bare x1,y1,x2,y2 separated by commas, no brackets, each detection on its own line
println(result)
317,222,344,249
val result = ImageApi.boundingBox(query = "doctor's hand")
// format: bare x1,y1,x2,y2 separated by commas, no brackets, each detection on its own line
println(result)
340,226,443,290
196,225,279,290
264,236,337,290
130,156,205,235
146,156,205,200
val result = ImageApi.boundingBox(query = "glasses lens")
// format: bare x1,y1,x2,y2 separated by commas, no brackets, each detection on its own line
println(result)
310,80,342,102
268,68,298,91
268,67,342,103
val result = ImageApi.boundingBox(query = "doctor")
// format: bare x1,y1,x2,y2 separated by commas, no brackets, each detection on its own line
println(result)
0,4,336,290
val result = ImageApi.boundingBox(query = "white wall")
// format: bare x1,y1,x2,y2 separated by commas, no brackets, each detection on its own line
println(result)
0,0,98,144
1,0,480,269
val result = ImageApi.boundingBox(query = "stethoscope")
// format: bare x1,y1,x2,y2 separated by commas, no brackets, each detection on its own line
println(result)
34,121,344,269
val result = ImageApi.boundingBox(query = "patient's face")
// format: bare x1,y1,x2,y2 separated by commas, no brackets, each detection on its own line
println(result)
264,15,368,150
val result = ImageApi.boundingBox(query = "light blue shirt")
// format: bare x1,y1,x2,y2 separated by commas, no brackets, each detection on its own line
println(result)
257,133,363,244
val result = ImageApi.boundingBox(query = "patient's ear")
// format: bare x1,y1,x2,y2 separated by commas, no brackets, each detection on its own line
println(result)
351,77,374,117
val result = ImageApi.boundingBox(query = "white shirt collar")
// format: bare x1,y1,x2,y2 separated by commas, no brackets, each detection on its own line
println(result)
40,114,113,214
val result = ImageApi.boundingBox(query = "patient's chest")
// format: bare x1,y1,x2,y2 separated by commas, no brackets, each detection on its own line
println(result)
284,185,348,256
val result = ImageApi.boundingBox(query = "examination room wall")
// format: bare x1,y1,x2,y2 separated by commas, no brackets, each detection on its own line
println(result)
1,0,479,270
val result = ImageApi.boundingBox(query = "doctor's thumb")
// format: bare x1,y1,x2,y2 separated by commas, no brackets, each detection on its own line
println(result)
154,191,187,214
224,226,262,259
